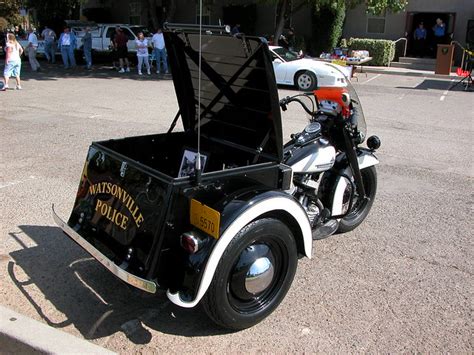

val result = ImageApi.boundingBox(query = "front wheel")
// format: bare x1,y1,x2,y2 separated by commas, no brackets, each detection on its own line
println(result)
295,71,317,91
202,218,297,330
337,166,377,233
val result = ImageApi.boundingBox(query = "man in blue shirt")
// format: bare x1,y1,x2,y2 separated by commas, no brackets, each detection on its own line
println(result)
58,26,77,69
413,22,427,57
432,18,446,51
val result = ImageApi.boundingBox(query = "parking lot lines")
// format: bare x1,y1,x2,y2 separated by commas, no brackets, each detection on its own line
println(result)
440,79,456,101
360,73,381,85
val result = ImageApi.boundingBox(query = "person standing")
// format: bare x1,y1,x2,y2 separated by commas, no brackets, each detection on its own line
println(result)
82,27,92,69
1,33,23,91
432,18,446,51
135,32,150,75
41,26,56,63
58,26,76,69
115,28,130,73
110,25,120,70
413,22,427,57
286,27,296,51
151,28,168,74
27,28,41,72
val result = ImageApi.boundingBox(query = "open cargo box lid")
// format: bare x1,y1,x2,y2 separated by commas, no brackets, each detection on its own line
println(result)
163,31,283,162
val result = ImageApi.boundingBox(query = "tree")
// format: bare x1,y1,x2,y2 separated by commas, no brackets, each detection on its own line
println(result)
0,0,23,28
147,0,159,30
365,0,408,15
311,2,346,54
27,0,84,27
265,0,408,45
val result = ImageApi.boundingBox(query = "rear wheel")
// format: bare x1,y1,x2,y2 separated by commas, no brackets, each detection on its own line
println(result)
202,218,297,330
337,166,377,233
295,71,317,91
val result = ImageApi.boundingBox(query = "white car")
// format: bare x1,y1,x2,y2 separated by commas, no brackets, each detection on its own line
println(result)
269,46,348,91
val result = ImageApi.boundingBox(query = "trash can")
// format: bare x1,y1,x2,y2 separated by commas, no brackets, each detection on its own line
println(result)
435,44,454,75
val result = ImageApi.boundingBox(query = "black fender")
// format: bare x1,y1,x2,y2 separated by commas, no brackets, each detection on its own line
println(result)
166,190,312,308
319,149,379,216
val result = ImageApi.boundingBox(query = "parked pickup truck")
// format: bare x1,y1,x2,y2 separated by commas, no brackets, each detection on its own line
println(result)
17,23,152,56
74,23,153,53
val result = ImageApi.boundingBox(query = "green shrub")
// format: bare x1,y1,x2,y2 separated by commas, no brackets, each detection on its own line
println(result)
310,3,346,56
348,38,395,66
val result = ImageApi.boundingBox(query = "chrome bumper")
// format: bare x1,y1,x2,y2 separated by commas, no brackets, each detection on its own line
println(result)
52,205,157,294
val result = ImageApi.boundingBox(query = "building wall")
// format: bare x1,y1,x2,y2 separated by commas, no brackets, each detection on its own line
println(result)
343,0,474,44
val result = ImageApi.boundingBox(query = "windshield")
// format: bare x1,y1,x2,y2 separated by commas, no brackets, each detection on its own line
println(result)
130,26,152,37
324,63,367,139
272,47,300,62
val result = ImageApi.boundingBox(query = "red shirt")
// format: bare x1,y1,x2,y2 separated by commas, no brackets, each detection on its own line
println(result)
115,32,128,48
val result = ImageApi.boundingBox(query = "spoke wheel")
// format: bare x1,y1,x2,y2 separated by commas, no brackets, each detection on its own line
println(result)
202,218,297,330
337,166,377,233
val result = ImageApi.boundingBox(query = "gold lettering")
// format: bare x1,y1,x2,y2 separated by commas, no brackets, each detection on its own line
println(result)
120,215,129,230
89,184,97,195
121,190,129,206
125,194,134,210
135,214,144,228
87,182,144,230
100,202,108,215
131,205,139,220
106,204,114,220
115,185,122,199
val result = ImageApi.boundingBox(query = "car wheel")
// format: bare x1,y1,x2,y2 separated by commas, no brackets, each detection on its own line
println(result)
295,71,317,91
202,218,298,330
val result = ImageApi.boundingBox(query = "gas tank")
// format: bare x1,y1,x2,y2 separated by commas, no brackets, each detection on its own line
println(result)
286,138,336,173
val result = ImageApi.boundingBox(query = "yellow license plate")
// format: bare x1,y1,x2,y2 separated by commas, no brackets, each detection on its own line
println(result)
190,199,221,239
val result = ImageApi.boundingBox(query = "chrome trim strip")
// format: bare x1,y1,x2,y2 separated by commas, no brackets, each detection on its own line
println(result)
52,205,157,294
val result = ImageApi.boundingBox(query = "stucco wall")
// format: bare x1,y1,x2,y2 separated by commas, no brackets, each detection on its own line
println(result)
343,0,474,44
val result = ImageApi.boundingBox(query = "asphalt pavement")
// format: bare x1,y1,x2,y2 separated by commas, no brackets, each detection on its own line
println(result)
0,61,473,352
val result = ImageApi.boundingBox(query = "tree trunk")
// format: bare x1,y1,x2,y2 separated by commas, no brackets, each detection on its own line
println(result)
274,0,289,44
147,0,159,30
165,0,177,22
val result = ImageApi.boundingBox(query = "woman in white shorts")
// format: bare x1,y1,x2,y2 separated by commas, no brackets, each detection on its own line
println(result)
2,33,23,91
136,32,151,75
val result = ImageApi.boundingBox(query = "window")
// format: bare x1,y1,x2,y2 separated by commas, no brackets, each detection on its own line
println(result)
129,2,141,25
123,28,135,40
367,11,386,34
105,27,115,38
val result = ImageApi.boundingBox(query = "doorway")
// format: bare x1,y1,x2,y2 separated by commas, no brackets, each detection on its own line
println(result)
406,12,455,57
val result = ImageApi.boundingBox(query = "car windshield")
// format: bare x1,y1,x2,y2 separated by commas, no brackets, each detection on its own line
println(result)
130,26,152,37
273,47,300,62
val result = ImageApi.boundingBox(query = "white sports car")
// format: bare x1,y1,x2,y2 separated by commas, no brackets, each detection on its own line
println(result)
269,46,348,91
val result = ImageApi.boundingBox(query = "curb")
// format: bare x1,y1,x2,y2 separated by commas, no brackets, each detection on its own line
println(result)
361,66,458,79
0,305,116,354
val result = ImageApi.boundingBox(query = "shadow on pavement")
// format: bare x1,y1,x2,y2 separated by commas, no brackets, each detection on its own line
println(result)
8,225,231,344
0,59,172,82
396,78,472,92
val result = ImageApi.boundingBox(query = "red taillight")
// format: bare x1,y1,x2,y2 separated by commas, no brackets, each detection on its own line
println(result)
180,232,202,254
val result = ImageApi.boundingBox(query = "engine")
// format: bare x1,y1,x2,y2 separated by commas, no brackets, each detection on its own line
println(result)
293,174,323,226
